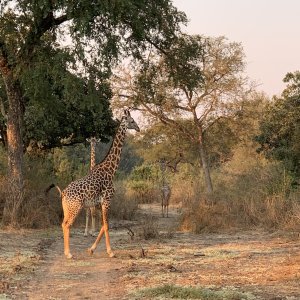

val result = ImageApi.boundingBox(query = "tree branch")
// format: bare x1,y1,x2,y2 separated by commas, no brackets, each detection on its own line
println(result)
141,103,195,141
18,11,69,62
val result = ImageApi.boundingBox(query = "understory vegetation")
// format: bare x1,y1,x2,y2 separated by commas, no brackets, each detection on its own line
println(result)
0,122,299,232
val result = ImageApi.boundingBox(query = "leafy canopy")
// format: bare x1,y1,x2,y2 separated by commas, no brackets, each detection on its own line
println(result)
0,0,187,150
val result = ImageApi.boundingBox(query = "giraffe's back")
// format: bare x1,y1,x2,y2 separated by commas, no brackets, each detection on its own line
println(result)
63,175,103,207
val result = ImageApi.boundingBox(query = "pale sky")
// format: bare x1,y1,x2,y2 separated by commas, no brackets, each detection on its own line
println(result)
172,0,300,97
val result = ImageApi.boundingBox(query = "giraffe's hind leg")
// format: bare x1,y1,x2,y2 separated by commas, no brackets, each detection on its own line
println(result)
84,208,90,237
90,206,97,236
62,199,82,259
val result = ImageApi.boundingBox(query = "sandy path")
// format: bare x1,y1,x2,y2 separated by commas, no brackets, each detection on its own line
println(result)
1,203,300,300
23,229,129,300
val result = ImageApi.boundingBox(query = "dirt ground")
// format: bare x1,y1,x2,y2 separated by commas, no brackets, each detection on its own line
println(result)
0,203,300,300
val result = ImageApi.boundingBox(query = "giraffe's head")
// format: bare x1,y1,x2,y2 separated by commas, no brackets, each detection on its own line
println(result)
86,137,100,144
122,109,140,132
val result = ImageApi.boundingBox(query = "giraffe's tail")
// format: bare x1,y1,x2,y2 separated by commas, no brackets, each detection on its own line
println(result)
45,183,62,197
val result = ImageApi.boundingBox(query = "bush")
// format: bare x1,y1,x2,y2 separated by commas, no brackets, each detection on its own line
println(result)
0,177,62,228
126,180,159,204
139,215,160,240
179,146,300,232
110,181,139,220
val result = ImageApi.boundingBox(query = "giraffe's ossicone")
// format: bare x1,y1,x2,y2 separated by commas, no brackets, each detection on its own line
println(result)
46,109,140,259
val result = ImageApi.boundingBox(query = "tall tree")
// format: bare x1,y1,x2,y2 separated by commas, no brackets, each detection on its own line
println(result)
113,34,249,194
256,71,300,183
0,0,186,225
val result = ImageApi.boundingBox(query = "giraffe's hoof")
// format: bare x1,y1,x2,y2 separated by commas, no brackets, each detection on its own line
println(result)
108,251,115,258
65,253,73,259
84,233,88,237
87,248,94,256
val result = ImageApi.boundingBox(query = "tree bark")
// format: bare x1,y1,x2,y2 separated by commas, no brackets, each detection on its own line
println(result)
1,70,24,226
197,126,213,194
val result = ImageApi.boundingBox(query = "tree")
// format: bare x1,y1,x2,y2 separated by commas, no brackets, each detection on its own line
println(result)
256,71,300,183
113,34,249,194
0,0,186,225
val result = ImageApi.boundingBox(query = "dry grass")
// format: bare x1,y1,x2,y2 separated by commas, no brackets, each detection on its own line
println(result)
110,181,139,221
177,146,300,232
131,284,258,300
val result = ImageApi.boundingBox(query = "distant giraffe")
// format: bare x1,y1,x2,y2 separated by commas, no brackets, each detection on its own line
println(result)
84,137,100,237
46,109,140,259
159,158,171,218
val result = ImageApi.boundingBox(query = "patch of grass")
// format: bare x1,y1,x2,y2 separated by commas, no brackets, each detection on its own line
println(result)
65,260,95,267
0,251,40,276
132,284,259,300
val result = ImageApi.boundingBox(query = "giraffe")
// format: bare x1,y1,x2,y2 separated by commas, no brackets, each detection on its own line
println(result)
46,109,140,259
84,137,100,237
159,158,171,218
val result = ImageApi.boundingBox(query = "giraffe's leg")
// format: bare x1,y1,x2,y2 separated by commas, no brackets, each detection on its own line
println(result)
84,208,89,237
90,206,96,236
62,200,81,259
102,206,115,257
87,226,105,255
88,203,115,257
62,219,72,259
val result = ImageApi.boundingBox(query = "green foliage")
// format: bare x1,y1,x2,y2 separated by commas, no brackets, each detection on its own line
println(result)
205,119,240,167
136,121,197,163
21,49,115,150
115,34,249,194
127,164,159,203
0,0,186,153
52,145,89,184
129,164,157,181
256,71,300,181
117,135,143,178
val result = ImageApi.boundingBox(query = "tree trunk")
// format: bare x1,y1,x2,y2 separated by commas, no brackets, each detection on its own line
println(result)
197,127,213,194
1,71,24,226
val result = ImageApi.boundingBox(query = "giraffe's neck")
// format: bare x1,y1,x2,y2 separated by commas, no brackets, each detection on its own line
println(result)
90,140,96,170
98,121,127,176
160,161,167,186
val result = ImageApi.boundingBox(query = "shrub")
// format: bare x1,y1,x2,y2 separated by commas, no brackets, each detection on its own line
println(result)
179,146,300,232
139,215,160,240
110,181,138,221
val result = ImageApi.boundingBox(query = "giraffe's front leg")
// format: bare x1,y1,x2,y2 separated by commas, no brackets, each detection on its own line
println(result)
102,204,115,258
88,226,105,255
88,199,115,258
